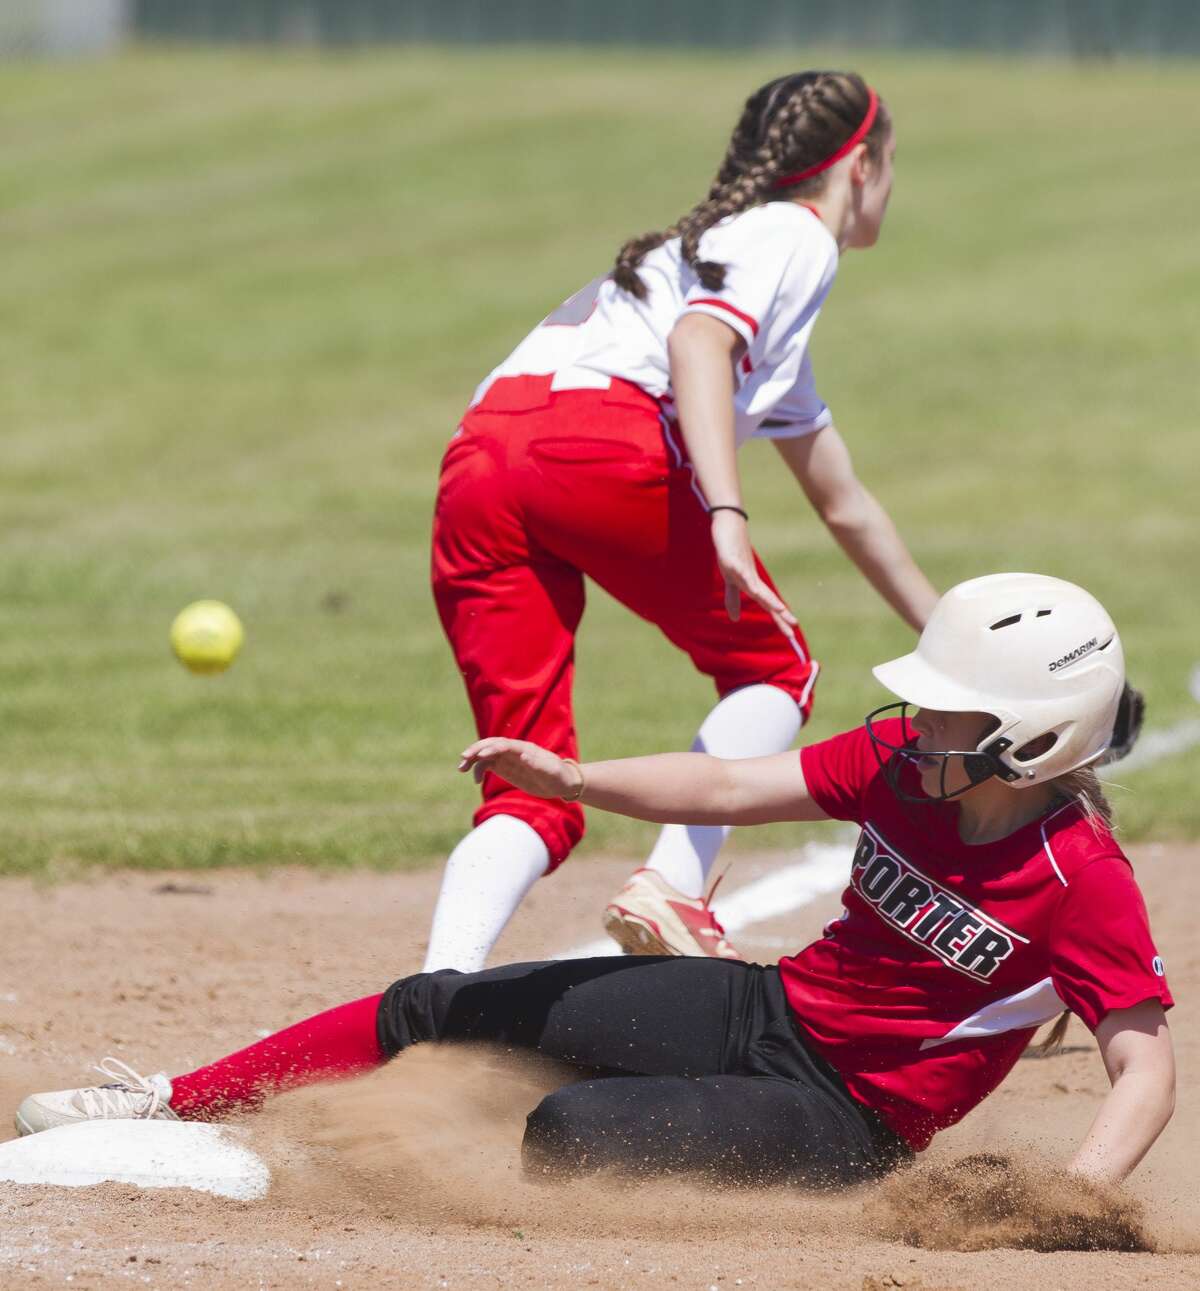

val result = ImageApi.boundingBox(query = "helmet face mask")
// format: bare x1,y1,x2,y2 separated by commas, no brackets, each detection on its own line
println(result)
866,702,1017,803
869,574,1126,802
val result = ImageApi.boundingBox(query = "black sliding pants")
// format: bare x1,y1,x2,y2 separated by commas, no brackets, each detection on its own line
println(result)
377,956,910,1188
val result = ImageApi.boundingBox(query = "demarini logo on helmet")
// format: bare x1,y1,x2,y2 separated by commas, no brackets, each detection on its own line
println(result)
1048,636,1100,672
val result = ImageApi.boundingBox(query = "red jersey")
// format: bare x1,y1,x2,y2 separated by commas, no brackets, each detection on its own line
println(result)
780,720,1173,1151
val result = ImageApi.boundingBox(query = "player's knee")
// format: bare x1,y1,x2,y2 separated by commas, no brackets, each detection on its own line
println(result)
522,1086,603,1178
749,669,817,716
548,802,586,869
376,969,462,1057
475,798,585,873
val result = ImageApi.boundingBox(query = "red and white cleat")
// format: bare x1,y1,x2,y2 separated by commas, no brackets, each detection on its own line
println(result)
603,868,744,960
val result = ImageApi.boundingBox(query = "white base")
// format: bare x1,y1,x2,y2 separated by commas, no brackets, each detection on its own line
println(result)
0,1120,269,1200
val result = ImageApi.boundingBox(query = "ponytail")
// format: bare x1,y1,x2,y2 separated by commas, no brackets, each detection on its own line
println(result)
613,71,890,299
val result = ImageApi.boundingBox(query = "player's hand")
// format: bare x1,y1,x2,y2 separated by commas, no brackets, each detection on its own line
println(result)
710,509,798,635
458,737,581,800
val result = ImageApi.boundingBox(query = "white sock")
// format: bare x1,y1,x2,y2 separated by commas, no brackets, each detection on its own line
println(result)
642,684,802,898
422,815,551,973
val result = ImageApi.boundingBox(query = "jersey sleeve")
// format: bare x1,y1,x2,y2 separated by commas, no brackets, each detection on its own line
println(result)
1048,857,1174,1032
680,208,837,351
799,724,881,824
751,352,833,440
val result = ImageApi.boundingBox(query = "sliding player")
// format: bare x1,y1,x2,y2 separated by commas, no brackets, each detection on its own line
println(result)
16,576,1173,1192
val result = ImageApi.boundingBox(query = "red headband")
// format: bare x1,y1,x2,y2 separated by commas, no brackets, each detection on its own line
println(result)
771,88,880,190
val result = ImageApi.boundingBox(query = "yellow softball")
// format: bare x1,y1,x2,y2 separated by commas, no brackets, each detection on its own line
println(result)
169,600,245,675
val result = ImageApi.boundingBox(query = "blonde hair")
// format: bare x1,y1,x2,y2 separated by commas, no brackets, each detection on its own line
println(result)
1034,763,1115,1054
1052,765,1114,833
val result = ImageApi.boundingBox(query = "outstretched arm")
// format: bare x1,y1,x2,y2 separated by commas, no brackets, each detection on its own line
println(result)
459,738,830,827
1068,1000,1175,1183
774,426,938,633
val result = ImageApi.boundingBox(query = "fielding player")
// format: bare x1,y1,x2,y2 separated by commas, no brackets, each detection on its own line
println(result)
16,575,1174,1189
424,70,939,972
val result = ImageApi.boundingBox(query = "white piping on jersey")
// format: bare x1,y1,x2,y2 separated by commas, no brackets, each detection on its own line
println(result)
863,821,1032,945
659,412,812,671
919,976,1064,1050
1042,827,1068,887
1039,799,1080,888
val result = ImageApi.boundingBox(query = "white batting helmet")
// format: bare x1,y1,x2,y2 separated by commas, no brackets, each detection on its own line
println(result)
872,573,1125,788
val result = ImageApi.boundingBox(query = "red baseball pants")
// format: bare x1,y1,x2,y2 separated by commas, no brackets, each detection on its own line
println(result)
431,376,819,868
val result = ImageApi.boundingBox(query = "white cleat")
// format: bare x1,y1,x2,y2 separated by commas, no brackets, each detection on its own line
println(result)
15,1058,178,1137
603,868,744,961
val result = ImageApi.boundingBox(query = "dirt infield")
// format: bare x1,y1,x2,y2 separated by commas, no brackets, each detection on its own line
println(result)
0,847,1196,1289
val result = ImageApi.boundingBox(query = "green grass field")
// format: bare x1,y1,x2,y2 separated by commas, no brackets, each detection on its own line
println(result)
2,45,1198,875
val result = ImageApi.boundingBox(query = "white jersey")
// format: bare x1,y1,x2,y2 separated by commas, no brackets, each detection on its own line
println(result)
472,202,839,446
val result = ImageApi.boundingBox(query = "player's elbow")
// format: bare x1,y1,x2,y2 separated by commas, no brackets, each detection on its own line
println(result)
1117,1057,1176,1128
1146,1076,1175,1142
1143,1062,1178,1125
708,760,778,826
1157,1065,1176,1123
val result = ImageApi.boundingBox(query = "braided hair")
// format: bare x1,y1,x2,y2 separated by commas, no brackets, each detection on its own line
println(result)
613,71,891,300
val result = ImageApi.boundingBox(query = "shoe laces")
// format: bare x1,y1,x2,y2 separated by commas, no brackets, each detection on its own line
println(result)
699,867,730,934
75,1057,163,1119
